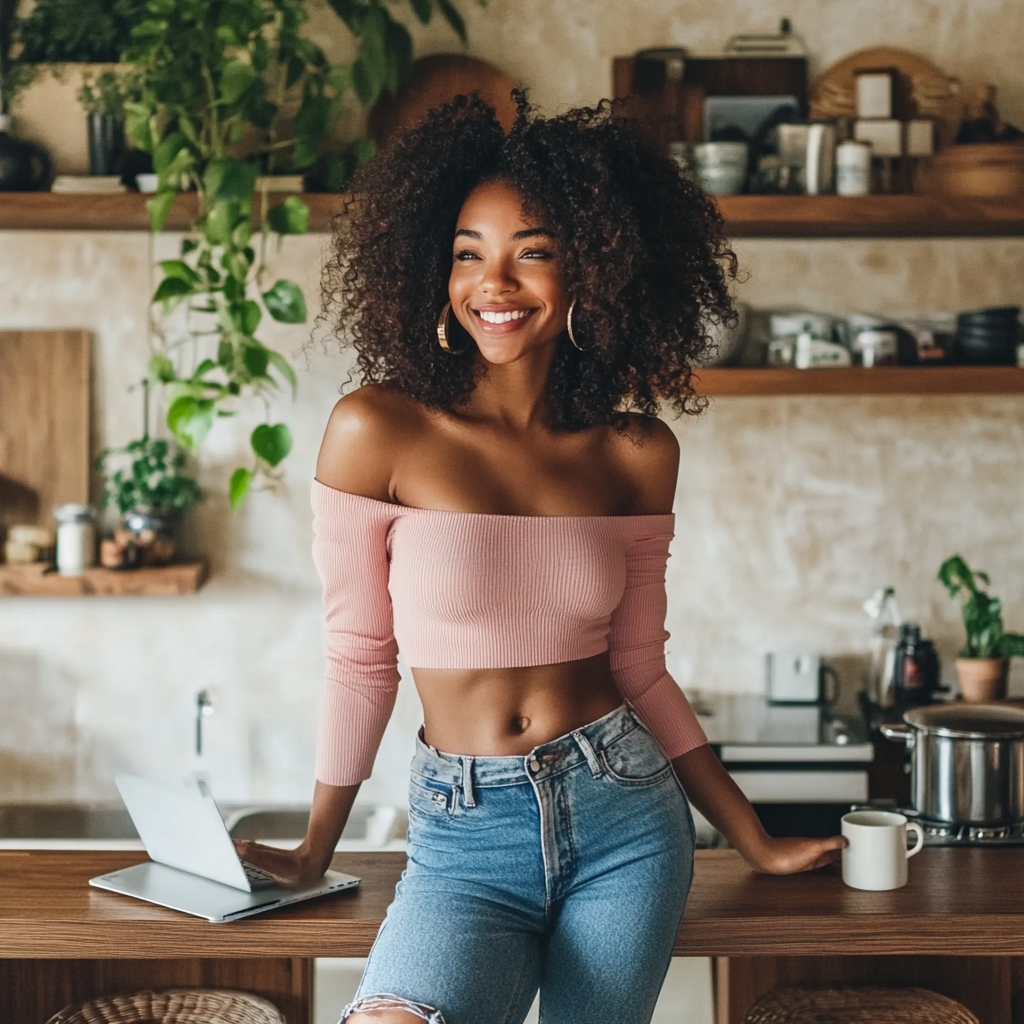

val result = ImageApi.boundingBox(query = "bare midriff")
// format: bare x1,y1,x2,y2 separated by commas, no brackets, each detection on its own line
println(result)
413,651,622,756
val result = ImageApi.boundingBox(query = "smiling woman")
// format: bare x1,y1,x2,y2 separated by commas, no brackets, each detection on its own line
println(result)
320,91,738,430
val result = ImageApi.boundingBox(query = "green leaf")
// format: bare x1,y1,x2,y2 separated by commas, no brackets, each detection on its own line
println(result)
436,0,467,43
204,201,242,245
167,396,215,452
221,59,259,105
409,0,432,24
229,467,253,511
999,634,1024,658
351,57,376,105
159,259,200,286
153,131,187,173
251,423,293,467
148,190,177,232
204,159,260,203
267,196,310,235
291,137,320,171
240,299,262,336
242,342,270,378
148,353,177,383
191,358,217,381
152,276,193,306
125,110,155,152
350,135,377,164
286,55,306,89
262,279,307,323
267,349,298,397
384,19,414,94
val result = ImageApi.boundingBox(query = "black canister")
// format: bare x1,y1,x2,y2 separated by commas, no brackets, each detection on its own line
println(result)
892,623,940,706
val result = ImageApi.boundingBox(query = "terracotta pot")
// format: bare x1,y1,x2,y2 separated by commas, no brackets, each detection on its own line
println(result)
956,657,1009,702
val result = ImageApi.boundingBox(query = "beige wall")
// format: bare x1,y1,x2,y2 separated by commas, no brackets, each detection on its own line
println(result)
2,0,1023,804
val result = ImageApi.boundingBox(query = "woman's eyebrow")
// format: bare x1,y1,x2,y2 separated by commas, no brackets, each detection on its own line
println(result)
453,227,554,241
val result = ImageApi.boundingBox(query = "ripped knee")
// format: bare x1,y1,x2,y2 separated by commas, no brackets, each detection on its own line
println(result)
341,993,446,1024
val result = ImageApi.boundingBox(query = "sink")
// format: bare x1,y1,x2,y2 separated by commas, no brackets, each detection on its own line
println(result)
227,804,402,846
0,804,139,839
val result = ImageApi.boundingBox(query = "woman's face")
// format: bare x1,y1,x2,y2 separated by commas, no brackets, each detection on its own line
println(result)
448,180,570,365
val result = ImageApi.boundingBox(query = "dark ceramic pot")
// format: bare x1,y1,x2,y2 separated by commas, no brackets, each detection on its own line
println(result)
0,115,52,191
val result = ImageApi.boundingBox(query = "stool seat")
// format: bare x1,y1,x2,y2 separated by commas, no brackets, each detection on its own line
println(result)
43,988,285,1024
743,986,980,1024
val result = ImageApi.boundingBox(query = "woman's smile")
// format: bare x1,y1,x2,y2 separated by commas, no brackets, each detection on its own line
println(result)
473,305,539,332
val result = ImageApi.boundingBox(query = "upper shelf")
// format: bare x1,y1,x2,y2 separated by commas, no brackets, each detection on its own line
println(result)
0,192,1022,237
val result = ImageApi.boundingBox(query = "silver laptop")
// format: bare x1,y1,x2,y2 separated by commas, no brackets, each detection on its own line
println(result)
89,773,360,922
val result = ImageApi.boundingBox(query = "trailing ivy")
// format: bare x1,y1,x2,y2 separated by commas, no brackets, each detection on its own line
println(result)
124,0,474,508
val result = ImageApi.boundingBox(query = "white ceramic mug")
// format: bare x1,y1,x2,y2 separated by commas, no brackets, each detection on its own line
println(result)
841,810,923,890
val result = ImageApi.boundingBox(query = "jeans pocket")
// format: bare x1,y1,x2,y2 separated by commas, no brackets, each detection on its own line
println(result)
598,726,674,788
408,776,455,818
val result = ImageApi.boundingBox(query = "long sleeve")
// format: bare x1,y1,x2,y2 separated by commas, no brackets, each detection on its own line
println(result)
311,481,401,786
608,522,708,758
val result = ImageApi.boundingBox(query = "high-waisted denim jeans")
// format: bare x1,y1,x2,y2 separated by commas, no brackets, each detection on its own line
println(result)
341,704,695,1024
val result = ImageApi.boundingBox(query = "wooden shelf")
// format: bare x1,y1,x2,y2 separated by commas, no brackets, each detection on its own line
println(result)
0,192,344,232
695,366,1024,396
0,561,207,596
0,192,1021,237
716,194,1024,237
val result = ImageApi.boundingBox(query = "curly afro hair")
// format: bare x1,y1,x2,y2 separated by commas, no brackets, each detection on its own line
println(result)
321,92,737,430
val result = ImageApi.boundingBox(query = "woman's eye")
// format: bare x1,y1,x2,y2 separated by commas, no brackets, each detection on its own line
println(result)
453,250,479,262
521,249,555,260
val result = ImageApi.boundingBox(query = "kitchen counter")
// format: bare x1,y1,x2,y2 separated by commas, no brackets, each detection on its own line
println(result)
5,848,1024,1022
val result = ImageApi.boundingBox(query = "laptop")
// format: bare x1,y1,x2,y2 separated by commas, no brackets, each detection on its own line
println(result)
89,773,360,923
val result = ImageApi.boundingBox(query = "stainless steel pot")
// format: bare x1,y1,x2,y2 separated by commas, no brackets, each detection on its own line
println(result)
880,703,1024,825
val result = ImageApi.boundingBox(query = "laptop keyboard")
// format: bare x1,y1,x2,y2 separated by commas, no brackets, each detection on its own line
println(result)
241,860,278,889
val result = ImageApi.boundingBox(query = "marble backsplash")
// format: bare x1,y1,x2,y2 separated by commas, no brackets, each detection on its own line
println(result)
2,0,1024,805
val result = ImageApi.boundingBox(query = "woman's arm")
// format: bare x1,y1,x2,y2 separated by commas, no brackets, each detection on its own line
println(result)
672,745,844,873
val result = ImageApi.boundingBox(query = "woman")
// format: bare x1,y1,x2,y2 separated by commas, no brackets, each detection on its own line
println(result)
238,94,843,1024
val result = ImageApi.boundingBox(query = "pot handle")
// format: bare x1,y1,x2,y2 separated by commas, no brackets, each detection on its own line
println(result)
879,722,913,744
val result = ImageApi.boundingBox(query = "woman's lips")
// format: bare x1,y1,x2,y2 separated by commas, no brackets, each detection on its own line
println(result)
471,308,538,334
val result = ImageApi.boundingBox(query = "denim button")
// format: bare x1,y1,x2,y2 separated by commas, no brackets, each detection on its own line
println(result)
529,759,541,772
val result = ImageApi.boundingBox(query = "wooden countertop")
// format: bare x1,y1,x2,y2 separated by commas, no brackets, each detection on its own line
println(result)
5,848,1024,959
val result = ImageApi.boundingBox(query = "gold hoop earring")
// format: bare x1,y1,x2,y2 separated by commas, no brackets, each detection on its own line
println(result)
567,299,593,351
436,301,466,354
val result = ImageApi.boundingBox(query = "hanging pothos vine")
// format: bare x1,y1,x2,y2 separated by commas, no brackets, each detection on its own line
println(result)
124,0,474,508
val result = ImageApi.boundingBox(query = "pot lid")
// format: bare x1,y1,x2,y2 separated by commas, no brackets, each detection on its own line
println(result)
904,703,1024,739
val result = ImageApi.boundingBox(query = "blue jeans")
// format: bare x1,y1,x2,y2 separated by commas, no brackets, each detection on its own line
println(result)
341,704,695,1024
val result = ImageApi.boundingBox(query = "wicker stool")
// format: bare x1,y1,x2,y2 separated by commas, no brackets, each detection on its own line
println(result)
743,986,980,1024
43,989,285,1024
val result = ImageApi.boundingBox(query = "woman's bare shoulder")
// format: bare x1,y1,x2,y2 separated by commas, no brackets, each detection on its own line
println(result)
605,415,680,515
315,384,426,500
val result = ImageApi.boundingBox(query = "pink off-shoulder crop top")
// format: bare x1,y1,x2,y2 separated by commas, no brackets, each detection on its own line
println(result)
311,479,708,786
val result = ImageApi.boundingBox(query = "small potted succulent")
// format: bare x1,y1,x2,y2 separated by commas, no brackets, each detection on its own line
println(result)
77,67,140,175
938,554,1024,702
97,436,201,568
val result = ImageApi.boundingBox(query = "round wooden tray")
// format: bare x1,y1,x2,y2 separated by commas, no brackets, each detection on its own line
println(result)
810,46,962,146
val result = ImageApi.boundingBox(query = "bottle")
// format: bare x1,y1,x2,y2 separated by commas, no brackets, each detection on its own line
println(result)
863,586,901,708
892,623,940,707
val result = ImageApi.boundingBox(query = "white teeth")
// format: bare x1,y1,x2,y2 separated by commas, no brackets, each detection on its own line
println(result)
479,309,528,324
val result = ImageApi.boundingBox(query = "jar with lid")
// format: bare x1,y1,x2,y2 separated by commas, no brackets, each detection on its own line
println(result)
892,623,941,707
54,504,97,575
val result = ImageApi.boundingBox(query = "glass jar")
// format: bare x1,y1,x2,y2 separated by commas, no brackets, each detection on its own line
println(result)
54,504,97,576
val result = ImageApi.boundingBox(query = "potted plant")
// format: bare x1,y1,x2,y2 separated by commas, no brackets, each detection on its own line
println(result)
123,0,473,507
77,67,140,175
97,434,202,568
938,554,1024,702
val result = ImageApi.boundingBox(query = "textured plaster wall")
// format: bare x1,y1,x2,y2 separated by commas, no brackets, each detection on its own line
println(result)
1,0,1023,805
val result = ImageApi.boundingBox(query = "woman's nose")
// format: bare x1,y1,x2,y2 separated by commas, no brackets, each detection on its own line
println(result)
479,257,517,294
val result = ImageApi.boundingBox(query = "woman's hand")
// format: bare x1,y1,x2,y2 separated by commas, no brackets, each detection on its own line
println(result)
232,779,363,888
232,840,326,888
671,745,846,876
742,835,846,875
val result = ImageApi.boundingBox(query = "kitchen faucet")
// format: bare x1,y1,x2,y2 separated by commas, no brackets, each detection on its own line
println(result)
195,689,215,756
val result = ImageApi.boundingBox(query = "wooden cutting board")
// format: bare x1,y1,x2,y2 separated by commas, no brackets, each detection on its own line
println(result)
0,330,90,531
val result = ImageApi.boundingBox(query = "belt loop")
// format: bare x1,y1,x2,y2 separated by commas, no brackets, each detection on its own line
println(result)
572,730,604,779
461,756,476,808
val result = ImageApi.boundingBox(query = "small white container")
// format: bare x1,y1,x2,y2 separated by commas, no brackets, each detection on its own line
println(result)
54,504,96,576
836,140,872,195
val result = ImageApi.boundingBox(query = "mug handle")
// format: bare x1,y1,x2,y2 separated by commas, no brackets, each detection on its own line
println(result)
906,821,924,858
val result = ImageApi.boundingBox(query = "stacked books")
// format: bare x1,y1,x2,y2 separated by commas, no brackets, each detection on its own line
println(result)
51,176,127,194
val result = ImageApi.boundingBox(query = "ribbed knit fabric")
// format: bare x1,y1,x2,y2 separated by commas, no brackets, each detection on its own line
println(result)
312,480,708,785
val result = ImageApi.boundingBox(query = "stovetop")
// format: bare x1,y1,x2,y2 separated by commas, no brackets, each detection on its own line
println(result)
852,804,1024,846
